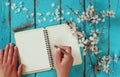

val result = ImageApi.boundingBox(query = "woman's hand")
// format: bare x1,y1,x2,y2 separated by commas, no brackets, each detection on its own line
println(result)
54,46,74,77
0,43,22,77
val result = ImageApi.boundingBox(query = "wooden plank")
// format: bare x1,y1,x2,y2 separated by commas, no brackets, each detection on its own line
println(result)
85,0,110,77
36,0,60,28
92,0,109,55
0,0,11,49
35,0,60,77
10,0,35,77
81,0,95,77
61,0,84,77
11,0,35,43
94,0,109,77
110,0,120,77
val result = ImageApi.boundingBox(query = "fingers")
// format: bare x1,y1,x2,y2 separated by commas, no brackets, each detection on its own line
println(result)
17,64,23,77
3,43,18,64
57,46,72,54
0,50,3,64
3,44,9,63
12,46,18,70
54,48,62,64
7,43,14,64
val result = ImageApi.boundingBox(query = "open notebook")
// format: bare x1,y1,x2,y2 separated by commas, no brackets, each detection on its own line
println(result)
15,24,82,74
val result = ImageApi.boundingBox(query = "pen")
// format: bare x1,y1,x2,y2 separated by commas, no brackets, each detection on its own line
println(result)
54,45,68,55
13,22,34,32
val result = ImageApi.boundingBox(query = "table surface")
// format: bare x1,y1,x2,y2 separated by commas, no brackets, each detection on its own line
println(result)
0,0,120,77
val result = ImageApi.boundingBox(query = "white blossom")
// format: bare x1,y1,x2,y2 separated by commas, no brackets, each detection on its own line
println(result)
107,10,115,18
77,16,83,23
15,8,21,14
92,15,101,24
77,31,85,38
11,3,17,10
79,38,85,47
91,29,100,36
87,6,95,13
5,2,10,6
74,10,79,14
103,65,110,73
82,12,90,20
79,40,84,47
102,10,107,17
89,36,99,45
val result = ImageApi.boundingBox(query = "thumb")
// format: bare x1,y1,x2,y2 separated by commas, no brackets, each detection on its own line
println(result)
17,64,23,77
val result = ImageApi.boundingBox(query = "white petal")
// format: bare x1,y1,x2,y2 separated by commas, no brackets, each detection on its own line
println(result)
66,12,70,15
30,13,34,17
70,17,73,21
19,1,23,5
43,17,46,21
26,15,29,18
22,7,28,12
37,13,42,16
5,2,10,6
46,12,51,16
51,3,55,7
17,8,21,12
61,10,64,14
11,3,17,10
50,19,53,22
38,19,42,23
19,4,23,8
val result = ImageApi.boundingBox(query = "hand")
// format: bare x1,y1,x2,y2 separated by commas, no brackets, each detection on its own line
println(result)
0,43,22,77
54,46,74,77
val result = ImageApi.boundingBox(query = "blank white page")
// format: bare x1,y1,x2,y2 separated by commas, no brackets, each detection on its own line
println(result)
46,24,82,66
15,28,50,74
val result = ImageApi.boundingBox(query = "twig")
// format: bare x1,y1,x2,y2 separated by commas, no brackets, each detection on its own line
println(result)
88,52,96,77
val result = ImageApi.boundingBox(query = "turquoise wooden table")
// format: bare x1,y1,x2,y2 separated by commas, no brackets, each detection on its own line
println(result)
0,0,120,77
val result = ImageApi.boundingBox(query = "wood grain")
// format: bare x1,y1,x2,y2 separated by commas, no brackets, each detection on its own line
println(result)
0,0,11,49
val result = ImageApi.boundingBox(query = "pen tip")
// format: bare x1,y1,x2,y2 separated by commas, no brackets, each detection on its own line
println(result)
54,45,58,48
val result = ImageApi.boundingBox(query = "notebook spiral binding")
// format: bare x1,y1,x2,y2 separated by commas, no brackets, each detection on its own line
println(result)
43,29,54,68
